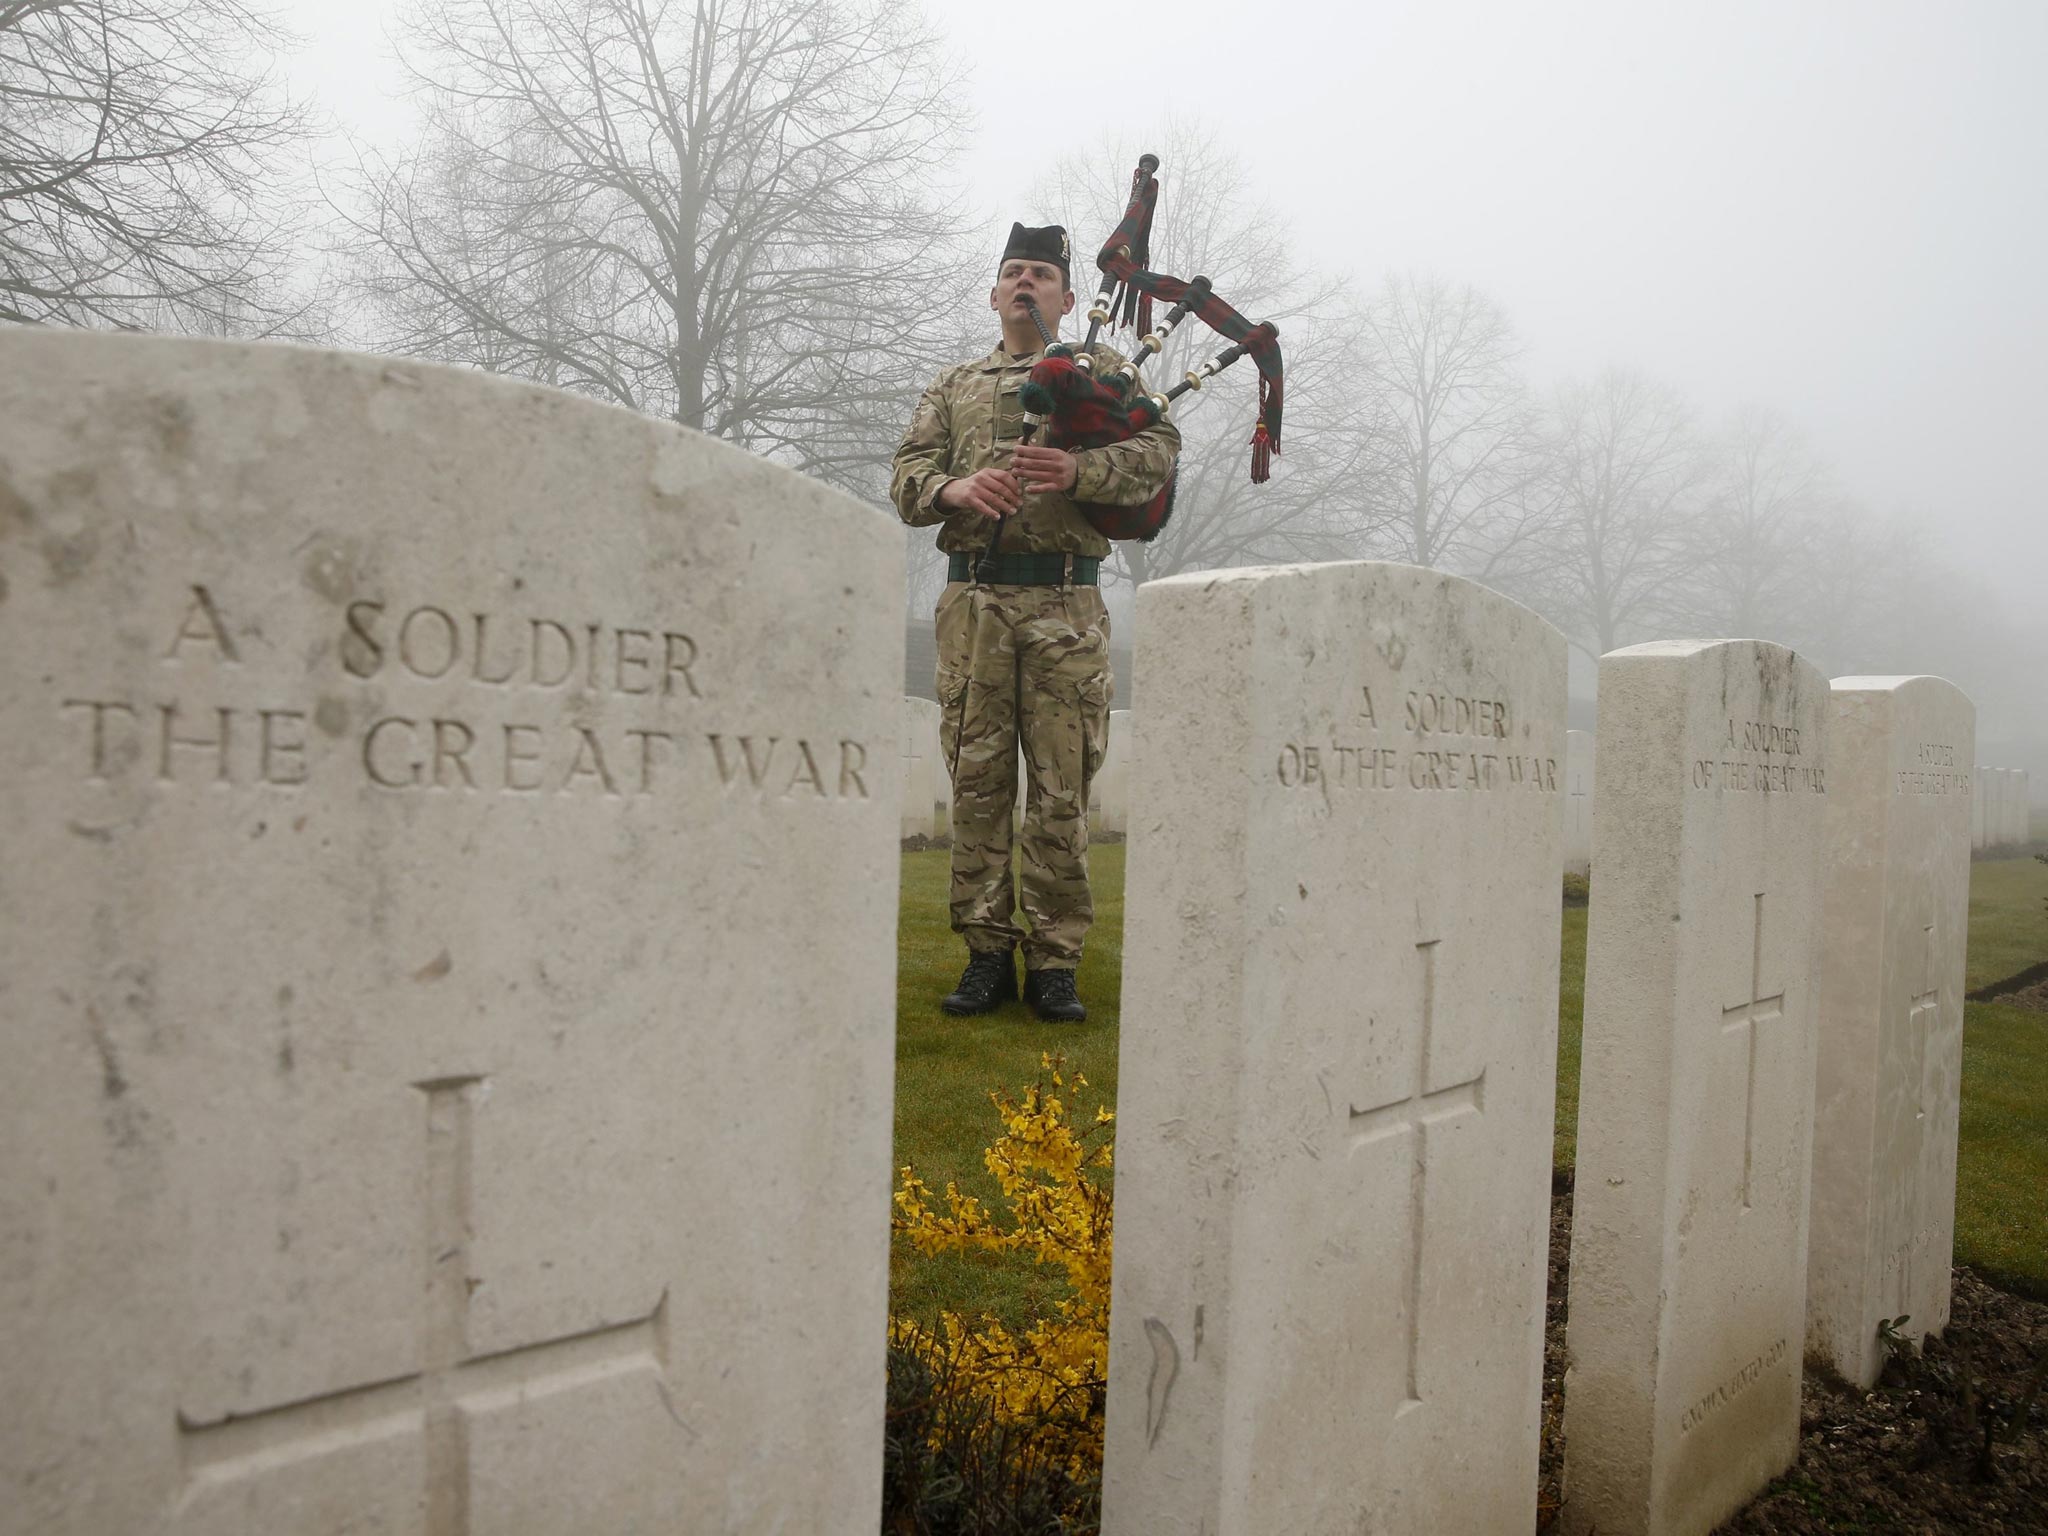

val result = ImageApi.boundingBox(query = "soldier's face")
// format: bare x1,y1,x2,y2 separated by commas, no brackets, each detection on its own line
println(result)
990,260,1074,326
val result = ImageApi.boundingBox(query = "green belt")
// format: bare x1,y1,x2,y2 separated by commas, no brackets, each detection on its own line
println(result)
947,551,1100,586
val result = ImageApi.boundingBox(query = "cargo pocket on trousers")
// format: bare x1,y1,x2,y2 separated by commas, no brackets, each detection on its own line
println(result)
1079,672,1110,786
937,666,969,774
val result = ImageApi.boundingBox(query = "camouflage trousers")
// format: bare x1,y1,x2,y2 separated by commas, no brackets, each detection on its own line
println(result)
935,579,1112,971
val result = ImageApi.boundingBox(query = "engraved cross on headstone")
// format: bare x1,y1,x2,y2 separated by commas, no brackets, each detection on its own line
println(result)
1905,920,1940,1123
178,1077,669,1530
1568,767,1590,844
1347,939,1486,1416
902,714,930,836
1721,893,1786,1211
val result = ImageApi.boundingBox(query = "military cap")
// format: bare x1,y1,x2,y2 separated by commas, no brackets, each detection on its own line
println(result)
999,222,1071,282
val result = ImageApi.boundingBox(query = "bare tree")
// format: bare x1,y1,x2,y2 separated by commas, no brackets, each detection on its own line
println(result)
1113,315,1374,587
1026,124,1366,590
1677,405,1827,635
1767,493,1905,666
343,0,973,497
1534,369,1707,658
1788,504,2038,738
0,0,313,331
1351,272,1548,580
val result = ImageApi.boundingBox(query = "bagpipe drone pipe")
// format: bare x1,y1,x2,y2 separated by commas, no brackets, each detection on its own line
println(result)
1015,153,1284,545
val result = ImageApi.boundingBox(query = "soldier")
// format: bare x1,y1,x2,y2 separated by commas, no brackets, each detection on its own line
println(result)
890,223,1179,1021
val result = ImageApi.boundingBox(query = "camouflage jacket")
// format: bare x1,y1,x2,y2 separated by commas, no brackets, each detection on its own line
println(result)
889,341,1181,557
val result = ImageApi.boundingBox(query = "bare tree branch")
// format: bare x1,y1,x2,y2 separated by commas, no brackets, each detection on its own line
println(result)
1528,368,1708,658
338,0,976,500
0,0,316,332
1673,404,1827,635
1349,272,1550,580
1026,122,1363,592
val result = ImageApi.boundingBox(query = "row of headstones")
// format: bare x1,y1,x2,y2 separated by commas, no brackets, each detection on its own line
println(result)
1570,735,2029,872
899,696,1131,840
0,335,1975,1535
1972,764,2033,850
884,571,1974,1535
1101,585,1976,1536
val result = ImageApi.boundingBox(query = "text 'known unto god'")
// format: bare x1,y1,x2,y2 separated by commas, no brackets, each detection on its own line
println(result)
1677,1337,1789,1434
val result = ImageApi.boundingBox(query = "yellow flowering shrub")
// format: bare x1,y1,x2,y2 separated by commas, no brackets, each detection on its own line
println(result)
891,1054,1115,1483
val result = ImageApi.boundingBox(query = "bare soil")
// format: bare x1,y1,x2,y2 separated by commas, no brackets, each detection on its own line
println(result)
1989,976,2048,1014
1538,1185,2048,1534
1969,959,2048,1015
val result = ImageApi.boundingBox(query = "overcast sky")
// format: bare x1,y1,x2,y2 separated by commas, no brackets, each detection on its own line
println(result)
281,0,2048,610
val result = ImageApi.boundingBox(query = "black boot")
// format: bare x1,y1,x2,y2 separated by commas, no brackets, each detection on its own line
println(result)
1024,967,1087,1022
941,948,1016,1015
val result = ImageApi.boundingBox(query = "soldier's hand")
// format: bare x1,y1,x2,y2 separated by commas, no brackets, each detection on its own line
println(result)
938,467,1024,520
1012,445,1079,493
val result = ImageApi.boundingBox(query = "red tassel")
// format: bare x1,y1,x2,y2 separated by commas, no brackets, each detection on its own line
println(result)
1136,293,1153,339
1248,372,1280,483
1129,162,1156,272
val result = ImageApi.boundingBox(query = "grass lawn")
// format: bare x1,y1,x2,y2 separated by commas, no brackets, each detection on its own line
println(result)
1555,906,1587,1173
1964,851,2048,993
1957,995,2048,1295
891,846,2048,1325
889,845,1126,1331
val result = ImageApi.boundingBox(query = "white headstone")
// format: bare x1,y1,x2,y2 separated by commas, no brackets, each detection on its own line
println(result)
0,333,903,1534
902,695,942,839
1971,763,1987,850
1808,677,1974,1388
1988,766,2012,848
1090,708,1132,836
1565,728,1596,877
1564,640,1830,1536
2011,767,2031,845
1102,562,1567,1535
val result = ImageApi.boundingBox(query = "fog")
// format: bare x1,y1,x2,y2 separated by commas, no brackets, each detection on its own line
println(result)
962,0,2048,611
279,0,2046,603
14,0,2040,739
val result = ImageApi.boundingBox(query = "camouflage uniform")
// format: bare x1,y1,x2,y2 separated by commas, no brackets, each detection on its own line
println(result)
890,342,1178,970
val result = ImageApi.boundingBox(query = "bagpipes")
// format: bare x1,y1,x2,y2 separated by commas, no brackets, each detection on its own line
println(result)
1011,153,1284,546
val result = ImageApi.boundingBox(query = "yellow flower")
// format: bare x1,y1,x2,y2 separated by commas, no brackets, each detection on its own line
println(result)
890,1055,1116,1476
